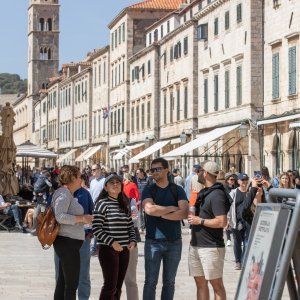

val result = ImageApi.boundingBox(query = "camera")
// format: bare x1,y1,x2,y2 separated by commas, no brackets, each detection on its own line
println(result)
254,170,262,179
254,171,263,187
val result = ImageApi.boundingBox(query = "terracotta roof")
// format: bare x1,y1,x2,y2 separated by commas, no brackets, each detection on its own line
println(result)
129,0,182,10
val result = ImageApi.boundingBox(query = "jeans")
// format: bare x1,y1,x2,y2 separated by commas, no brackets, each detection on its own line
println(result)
143,238,182,300
139,208,145,230
54,237,91,300
98,244,129,300
125,246,139,300
4,204,22,226
53,236,83,300
232,228,246,264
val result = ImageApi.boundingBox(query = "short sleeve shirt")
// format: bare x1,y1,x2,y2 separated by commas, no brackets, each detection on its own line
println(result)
191,187,228,248
142,183,188,241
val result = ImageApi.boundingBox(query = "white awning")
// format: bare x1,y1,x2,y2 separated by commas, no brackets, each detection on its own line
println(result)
162,124,240,158
170,138,182,145
83,145,102,160
257,113,300,126
128,140,170,164
113,143,145,160
75,147,94,162
57,148,77,163
290,122,300,129
125,142,145,150
16,141,57,158
113,149,128,160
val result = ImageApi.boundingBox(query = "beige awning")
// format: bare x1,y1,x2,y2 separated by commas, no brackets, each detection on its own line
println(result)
57,148,77,163
83,145,102,160
162,124,240,158
75,147,94,162
128,140,170,164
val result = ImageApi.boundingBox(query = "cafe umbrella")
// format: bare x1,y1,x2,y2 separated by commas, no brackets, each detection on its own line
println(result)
0,102,19,197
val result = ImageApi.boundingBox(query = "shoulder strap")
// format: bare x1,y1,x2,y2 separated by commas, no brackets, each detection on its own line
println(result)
169,182,179,202
149,183,158,204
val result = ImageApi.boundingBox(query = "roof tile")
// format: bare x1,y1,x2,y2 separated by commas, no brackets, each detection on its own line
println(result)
129,0,183,10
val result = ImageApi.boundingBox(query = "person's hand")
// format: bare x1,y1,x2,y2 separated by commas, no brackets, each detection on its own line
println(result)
261,179,271,188
82,215,93,224
295,178,300,185
187,215,200,225
128,241,136,251
5,203,11,208
112,242,123,252
256,187,264,197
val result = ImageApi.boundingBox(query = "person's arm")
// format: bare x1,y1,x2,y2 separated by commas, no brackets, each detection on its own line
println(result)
188,214,227,228
161,200,189,221
143,199,179,217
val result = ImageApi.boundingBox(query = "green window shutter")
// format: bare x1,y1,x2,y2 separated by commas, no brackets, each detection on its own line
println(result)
272,53,279,99
214,74,219,111
225,70,230,108
289,46,297,95
204,79,208,113
236,66,242,105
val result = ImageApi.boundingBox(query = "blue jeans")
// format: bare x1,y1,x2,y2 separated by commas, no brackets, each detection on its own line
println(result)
232,228,246,264
4,204,22,227
143,238,182,300
54,237,91,300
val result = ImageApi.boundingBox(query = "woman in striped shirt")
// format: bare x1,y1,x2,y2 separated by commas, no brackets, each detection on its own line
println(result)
92,174,136,300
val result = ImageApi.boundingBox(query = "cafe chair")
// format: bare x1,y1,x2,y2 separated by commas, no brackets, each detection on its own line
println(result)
0,214,11,232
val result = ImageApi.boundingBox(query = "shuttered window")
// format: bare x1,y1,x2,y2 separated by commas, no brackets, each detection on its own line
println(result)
237,3,242,23
164,94,167,124
177,88,180,121
289,46,297,95
204,78,208,113
214,74,219,111
272,52,280,99
184,86,188,119
225,70,230,108
225,11,230,30
236,66,242,105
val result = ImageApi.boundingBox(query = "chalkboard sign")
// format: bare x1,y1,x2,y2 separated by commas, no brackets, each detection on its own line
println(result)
235,203,291,300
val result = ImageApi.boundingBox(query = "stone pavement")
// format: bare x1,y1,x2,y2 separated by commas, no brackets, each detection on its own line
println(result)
0,227,289,300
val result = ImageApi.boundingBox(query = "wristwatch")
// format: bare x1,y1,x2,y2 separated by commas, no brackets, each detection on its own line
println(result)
200,218,205,226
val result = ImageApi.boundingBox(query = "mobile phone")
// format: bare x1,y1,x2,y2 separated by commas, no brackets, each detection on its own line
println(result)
254,171,262,179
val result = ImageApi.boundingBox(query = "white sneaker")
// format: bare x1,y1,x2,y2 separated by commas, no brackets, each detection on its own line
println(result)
226,240,231,247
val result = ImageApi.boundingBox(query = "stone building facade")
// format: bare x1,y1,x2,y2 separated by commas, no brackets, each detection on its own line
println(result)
13,0,300,175
260,0,300,176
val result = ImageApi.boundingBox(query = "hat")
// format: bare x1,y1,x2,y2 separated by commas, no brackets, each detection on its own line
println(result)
238,173,249,180
225,172,233,180
104,174,122,186
201,161,220,177
193,164,201,171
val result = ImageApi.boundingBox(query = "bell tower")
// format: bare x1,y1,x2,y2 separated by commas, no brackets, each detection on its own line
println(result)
28,0,60,99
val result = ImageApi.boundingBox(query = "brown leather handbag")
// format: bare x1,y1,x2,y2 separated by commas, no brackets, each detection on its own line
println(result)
37,206,60,250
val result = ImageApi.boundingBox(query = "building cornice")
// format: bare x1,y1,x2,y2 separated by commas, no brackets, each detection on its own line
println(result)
194,0,230,21
159,19,197,46
128,43,159,63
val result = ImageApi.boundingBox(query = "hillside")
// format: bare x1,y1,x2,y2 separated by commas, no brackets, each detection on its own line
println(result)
0,73,27,94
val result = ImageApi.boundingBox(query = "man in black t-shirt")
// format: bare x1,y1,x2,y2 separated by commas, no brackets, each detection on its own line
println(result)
188,160,228,300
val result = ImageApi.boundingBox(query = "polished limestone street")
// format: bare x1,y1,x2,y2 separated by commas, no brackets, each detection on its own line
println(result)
0,227,289,300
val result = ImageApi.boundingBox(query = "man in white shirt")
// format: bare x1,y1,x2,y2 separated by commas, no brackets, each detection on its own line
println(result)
89,164,105,255
0,195,23,230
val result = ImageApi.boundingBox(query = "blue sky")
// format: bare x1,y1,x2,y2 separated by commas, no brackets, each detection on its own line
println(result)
0,0,138,79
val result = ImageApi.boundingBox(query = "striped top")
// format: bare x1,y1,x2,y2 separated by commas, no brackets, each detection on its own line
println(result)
92,196,136,247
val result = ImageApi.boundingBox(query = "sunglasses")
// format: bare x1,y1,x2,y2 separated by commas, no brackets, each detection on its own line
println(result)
92,168,99,172
240,178,249,181
228,178,235,181
150,167,164,173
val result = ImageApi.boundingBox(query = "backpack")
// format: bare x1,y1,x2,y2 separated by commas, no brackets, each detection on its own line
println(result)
37,206,60,250
147,182,185,226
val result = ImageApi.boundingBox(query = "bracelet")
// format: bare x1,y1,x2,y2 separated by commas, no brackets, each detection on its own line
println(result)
200,218,205,226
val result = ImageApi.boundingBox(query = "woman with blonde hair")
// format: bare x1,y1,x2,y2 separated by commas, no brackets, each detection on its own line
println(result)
52,165,93,300
279,172,293,189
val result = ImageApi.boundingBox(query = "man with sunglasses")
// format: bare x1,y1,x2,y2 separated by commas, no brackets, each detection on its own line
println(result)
89,164,105,256
142,158,188,300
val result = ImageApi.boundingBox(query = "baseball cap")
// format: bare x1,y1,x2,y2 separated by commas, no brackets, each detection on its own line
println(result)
104,174,122,185
193,164,201,171
201,160,220,177
238,173,249,180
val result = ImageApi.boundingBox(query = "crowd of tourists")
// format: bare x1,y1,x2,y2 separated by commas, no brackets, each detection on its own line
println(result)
1,159,300,300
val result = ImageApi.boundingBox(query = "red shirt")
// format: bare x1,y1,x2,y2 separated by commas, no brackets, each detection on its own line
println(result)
123,181,140,203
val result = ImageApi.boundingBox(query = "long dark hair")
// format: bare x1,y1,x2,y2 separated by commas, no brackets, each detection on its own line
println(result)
96,184,129,214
